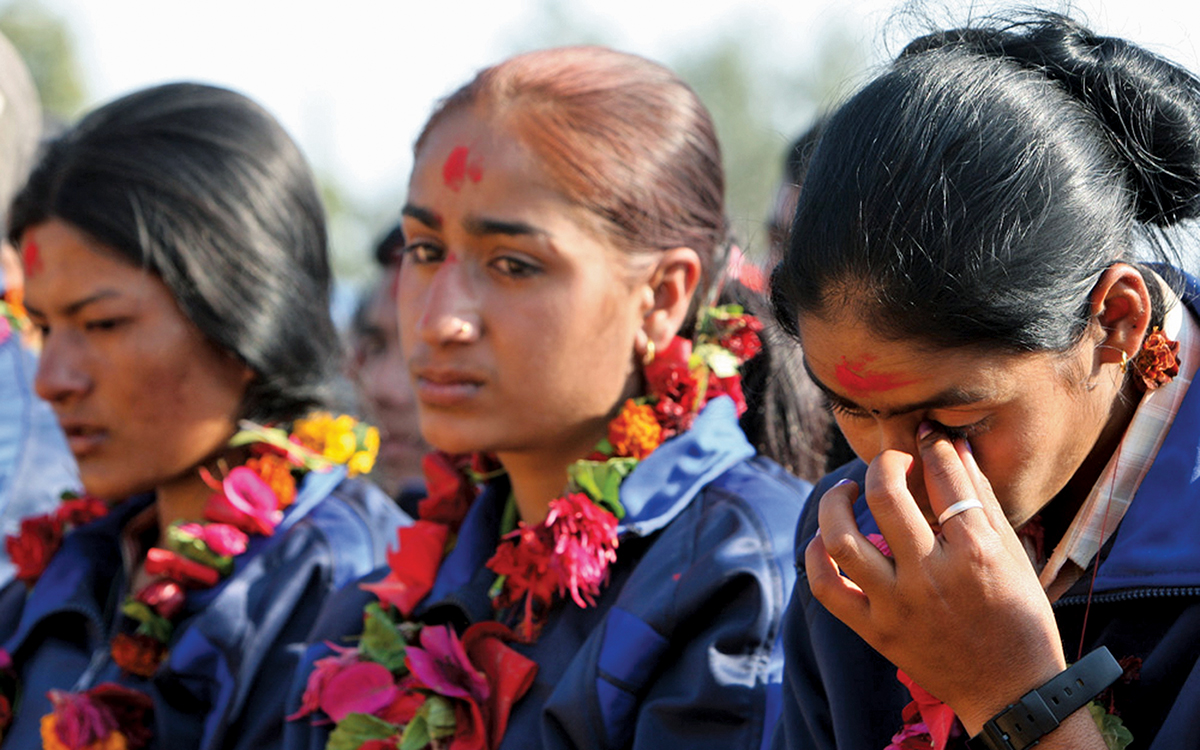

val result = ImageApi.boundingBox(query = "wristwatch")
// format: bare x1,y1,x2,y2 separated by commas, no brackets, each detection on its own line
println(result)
965,647,1123,750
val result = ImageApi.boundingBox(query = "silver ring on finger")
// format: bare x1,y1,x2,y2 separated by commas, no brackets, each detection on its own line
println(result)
937,498,984,526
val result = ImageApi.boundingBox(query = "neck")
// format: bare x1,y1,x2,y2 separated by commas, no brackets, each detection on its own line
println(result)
497,419,611,524
153,447,246,540
154,474,213,540
500,453,570,525
1044,377,1142,547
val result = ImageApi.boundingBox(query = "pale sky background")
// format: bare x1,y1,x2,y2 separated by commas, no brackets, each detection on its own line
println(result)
34,0,1200,208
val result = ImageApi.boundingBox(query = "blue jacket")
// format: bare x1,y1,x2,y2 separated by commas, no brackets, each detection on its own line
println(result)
285,397,810,750
773,278,1200,750
0,467,407,750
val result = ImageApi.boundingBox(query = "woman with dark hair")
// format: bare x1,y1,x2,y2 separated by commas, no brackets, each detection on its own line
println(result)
772,14,1200,750
0,82,406,749
285,46,809,750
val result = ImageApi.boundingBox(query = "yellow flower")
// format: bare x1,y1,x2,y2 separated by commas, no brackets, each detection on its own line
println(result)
292,412,334,454
348,450,375,478
363,426,381,455
324,430,358,464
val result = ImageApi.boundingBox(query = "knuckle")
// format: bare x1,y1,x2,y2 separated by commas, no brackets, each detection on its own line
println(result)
822,531,861,564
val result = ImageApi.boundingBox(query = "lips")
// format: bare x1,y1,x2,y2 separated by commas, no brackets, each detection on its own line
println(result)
59,421,107,458
411,366,485,408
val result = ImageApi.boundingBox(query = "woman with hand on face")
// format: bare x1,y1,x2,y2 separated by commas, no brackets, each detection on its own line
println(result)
285,46,809,750
0,83,407,750
771,13,1200,750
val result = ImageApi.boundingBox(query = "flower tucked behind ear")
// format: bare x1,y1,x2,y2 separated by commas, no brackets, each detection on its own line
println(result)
1131,329,1180,391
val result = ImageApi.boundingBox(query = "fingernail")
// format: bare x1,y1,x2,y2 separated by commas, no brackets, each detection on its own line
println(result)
961,438,973,455
916,421,934,441
832,478,854,489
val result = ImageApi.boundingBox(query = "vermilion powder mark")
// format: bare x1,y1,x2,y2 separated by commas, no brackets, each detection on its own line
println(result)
21,237,42,278
834,355,916,395
442,146,483,192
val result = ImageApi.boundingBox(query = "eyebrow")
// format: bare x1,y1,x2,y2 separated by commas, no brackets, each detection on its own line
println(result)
401,203,547,238
802,359,989,418
24,289,124,319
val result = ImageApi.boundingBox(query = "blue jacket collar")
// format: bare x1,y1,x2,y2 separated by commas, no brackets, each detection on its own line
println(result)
424,396,755,606
617,396,755,536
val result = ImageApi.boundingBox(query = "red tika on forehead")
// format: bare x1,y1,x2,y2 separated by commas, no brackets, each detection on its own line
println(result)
835,355,916,395
442,146,483,192
21,236,42,278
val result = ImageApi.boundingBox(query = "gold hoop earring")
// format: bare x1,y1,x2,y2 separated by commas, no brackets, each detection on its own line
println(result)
1120,350,1129,371
642,338,656,367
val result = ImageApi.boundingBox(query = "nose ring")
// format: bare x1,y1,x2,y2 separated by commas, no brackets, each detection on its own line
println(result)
454,321,474,338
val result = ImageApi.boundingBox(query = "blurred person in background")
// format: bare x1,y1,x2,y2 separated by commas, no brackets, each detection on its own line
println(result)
0,29,78,587
348,224,428,517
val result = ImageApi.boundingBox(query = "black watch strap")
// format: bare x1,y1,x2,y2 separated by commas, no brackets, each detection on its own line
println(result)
965,647,1123,750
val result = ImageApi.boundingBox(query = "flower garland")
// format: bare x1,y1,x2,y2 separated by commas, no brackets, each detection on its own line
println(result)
290,305,763,750
0,287,32,348
2,412,378,750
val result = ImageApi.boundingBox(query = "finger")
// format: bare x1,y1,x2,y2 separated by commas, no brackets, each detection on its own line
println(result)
916,422,987,535
954,438,1010,531
805,533,872,631
862,450,937,560
815,479,895,591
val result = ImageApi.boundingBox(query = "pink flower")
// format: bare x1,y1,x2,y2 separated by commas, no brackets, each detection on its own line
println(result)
546,494,619,608
287,645,361,721
178,522,249,557
867,533,893,558
406,625,489,704
319,661,399,722
203,467,282,535
0,316,10,345
47,689,120,748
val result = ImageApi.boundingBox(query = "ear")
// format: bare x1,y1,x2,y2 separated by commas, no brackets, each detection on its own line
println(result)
639,247,702,352
1089,263,1152,367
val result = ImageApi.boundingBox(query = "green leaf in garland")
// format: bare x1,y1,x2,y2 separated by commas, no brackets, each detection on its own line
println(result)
325,712,400,750
360,601,410,674
568,459,634,519
122,600,173,642
165,524,234,576
1088,702,1134,750
399,696,456,750
693,342,740,378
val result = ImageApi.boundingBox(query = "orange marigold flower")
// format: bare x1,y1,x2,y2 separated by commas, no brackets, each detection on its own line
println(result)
246,454,297,509
110,633,166,678
41,715,129,750
607,400,663,460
